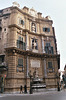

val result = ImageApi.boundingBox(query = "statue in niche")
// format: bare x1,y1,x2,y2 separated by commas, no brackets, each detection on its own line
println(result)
33,68,38,78
32,22,36,33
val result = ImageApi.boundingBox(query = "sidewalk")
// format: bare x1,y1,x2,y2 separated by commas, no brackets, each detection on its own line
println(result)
0,89,64,97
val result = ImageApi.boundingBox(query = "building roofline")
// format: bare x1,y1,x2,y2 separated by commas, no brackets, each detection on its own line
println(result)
0,6,53,23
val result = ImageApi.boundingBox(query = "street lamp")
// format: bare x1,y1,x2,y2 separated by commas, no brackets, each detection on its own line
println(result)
28,70,33,94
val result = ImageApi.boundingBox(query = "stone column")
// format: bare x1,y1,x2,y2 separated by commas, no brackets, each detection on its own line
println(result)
7,52,17,78
44,59,47,77
42,36,45,53
7,27,17,48
26,56,29,77
7,8,18,48
26,32,29,50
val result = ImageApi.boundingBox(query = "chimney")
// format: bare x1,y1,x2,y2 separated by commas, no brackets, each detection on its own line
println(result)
23,6,29,13
37,12,42,18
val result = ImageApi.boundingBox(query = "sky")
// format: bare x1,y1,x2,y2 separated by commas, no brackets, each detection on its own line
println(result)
0,0,66,71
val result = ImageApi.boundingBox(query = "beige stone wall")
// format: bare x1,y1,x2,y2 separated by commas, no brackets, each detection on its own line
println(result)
0,6,60,92
29,57,43,78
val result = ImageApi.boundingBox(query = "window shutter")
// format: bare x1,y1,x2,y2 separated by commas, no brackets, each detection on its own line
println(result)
23,42,26,50
45,46,48,53
19,19,21,24
35,27,36,32
22,59,23,67
21,37,23,41
23,20,24,25
47,28,50,32
0,57,2,63
43,28,45,32
32,39,34,49
18,36,21,41
21,42,23,49
17,40,20,48
35,42,38,50
51,47,54,54
32,39,34,42
43,28,50,32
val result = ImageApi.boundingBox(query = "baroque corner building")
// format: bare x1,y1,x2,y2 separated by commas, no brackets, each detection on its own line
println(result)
0,6,60,92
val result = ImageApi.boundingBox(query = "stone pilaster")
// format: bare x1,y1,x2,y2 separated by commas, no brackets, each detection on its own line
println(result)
42,36,45,53
44,59,47,77
7,27,17,48
7,52,17,77
26,56,29,77
26,32,29,50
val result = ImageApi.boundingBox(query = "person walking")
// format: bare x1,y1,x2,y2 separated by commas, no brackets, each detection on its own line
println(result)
20,85,23,93
24,84,27,93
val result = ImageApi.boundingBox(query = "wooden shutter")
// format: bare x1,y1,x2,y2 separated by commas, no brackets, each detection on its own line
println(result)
51,47,54,54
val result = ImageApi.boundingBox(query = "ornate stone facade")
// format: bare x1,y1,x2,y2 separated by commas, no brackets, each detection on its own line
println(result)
0,6,60,92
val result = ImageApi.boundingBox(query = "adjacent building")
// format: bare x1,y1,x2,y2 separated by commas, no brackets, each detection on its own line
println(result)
0,4,60,93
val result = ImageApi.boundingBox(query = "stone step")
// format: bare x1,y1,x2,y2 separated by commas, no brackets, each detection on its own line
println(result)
32,88,47,93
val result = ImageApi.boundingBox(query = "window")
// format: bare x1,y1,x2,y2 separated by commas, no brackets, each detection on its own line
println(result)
17,36,26,50
45,42,54,54
4,28,6,32
48,62,54,73
31,22,36,33
17,58,24,72
0,55,5,64
32,38,38,50
43,27,50,32
0,27,2,31
18,58,23,67
48,62,52,69
19,19,24,25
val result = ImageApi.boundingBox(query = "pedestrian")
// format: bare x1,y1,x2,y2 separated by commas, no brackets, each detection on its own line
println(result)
20,85,23,93
24,84,27,93
57,81,60,91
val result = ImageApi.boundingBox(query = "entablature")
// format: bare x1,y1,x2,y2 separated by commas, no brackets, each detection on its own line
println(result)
5,47,60,58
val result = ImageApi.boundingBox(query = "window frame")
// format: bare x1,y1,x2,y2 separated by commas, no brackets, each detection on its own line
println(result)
45,42,54,54
17,58,24,72
43,27,50,32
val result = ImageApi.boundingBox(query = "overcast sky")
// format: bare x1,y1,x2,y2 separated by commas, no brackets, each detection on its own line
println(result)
0,0,66,71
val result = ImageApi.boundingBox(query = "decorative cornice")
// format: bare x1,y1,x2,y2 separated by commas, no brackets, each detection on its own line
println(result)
5,47,60,58
8,24,22,30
